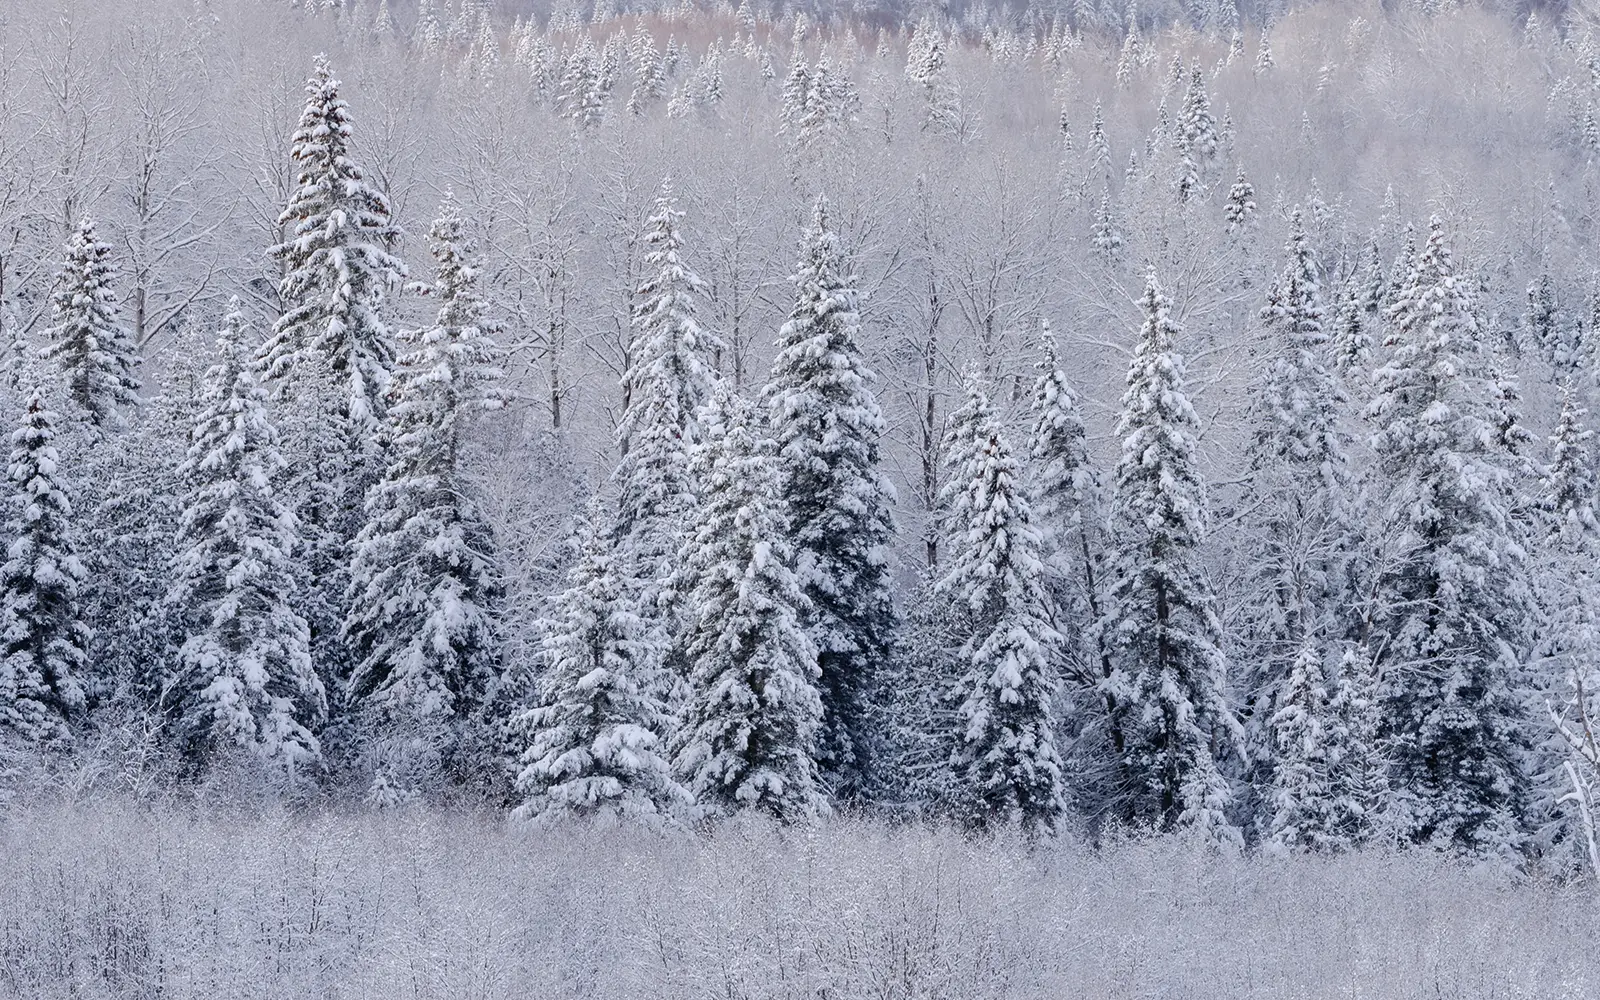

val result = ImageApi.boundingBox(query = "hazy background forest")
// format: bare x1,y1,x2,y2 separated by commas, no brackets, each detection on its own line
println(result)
2,0,1600,994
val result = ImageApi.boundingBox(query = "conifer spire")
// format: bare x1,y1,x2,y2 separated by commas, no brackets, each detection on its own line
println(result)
0,389,87,750
167,300,324,776
41,219,140,433
761,196,897,802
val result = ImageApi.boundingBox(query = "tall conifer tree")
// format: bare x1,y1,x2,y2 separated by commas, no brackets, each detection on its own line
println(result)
762,197,896,802
1366,217,1535,854
937,372,1067,835
345,197,502,720
674,388,825,823
612,182,720,702
166,301,324,778
0,389,87,750
260,56,406,688
1105,273,1240,848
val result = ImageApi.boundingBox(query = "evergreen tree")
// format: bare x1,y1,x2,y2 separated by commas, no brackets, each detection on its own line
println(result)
260,55,405,688
1358,238,1388,316
1526,273,1582,370
1366,216,1535,854
937,371,1067,835
1526,273,1559,360
1254,30,1274,75
1263,635,1334,851
1545,380,1598,538
1028,321,1121,793
345,196,502,720
780,58,809,128
40,219,140,433
1224,168,1256,233
1241,210,1358,846
612,183,721,701
1324,643,1389,848
1087,101,1113,187
762,197,896,803
0,389,87,750
260,55,404,445
1329,281,1372,379
513,500,689,828
1176,65,1218,183
674,388,826,823
165,301,324,779
1091,192,1124,260
1105,273,1240,847
1250,210,1345,481
556,37,608,127
1388,224,1417,302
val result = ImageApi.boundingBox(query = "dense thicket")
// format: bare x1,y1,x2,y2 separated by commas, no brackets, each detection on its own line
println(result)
1,0,1599,868
0,806,1591,1000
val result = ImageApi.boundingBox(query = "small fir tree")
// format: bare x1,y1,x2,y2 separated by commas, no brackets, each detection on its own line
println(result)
166,301,325,779
41,219,140,433
513,500,689,828
0,389,88,750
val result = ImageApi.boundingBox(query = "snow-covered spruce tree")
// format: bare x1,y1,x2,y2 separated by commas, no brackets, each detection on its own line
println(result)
1241,209,1355,844
760,197,896,804
1263,635,1336,852
165,301,325,780
1531,383,1600,863
1329,281,1373,381
936,370,1067,835
1254,30,1275,75
1224,168,1256,234
0,389,88,751
1176,65,1218,186
1365,216,1536,855
41,219,140,434
779,58,810,139
1523,273,1583,370
345,195,502,721
1028,321,1121,793
556,36,607,127
674,387,826,823
1324,642,1389,848
1248,209,1346,482
1090,192,1124,261
513,499,689,829
259,55,405,688
1104,273,1241,848
1544,381,1598,539
259,56,403,433
612,182,720,703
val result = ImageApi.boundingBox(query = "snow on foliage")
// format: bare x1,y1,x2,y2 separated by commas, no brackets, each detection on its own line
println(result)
166,300,324,779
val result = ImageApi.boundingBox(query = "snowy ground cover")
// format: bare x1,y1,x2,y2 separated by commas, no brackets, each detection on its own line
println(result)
0,804,1592,1000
